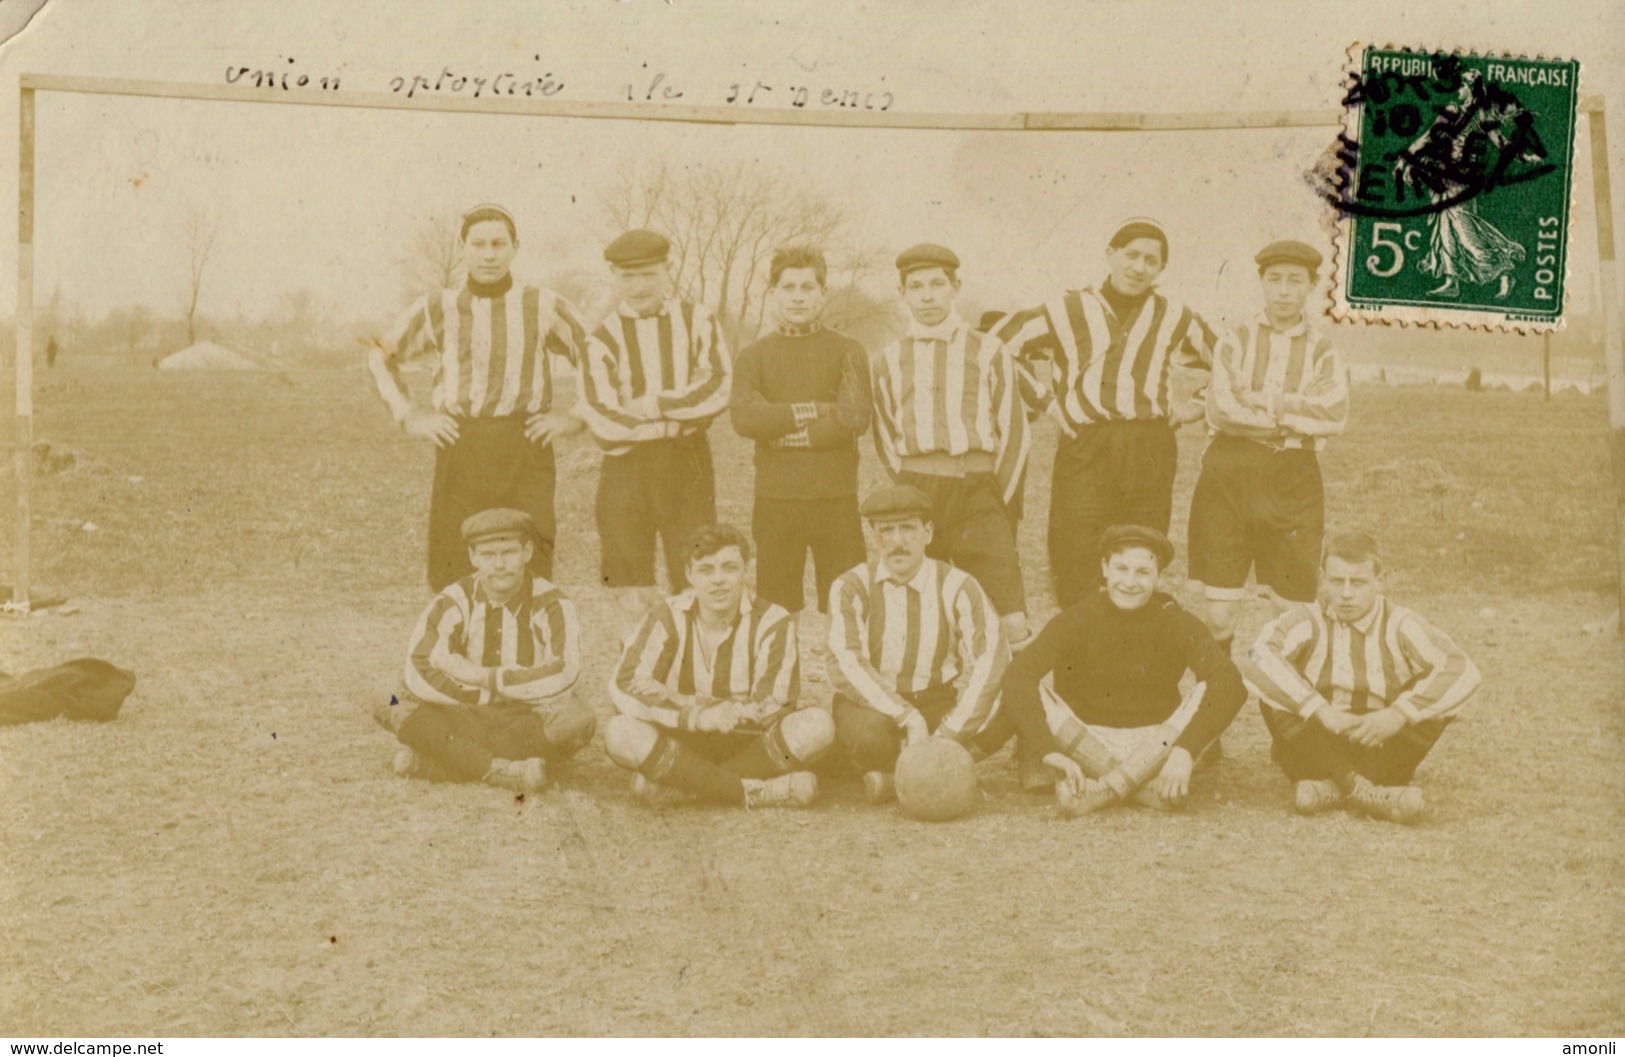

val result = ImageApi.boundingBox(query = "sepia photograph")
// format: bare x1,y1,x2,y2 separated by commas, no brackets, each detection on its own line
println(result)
0,0,1620,1040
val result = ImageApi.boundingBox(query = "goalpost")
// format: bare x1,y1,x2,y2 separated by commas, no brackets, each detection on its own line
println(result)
6,73,1622,620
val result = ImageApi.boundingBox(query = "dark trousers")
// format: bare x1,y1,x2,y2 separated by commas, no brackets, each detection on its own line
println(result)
596,433,717,591
832,686,1009,773
1259,702,1451,786
429,417,556,592
1188,436,1325,604
1048,420,1177,607
752,494,867,613
396,695,596,781
898,471,1027,616
634,712,813,805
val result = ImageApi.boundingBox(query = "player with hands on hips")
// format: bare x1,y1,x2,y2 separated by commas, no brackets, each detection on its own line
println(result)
364,203,590,592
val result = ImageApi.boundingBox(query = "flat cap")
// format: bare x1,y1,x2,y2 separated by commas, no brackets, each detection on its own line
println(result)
860,484,934,522
895,243,960,277
604,229,671,267
1255,239,1323,273
1100,524,1175,570
461,508,535,546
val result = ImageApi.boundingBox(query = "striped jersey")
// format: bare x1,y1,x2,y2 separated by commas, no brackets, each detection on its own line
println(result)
575,299,732,455
1245,597,1480,724
994,286,1216,433
402,574,581,707
370,279,588,422
826,557,1007,739
871,313,1031,505
609,590,799,732
1207,314,1349,450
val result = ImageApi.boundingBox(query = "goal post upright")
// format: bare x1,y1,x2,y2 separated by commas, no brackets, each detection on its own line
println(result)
3,74,1619,623
8,84,32,614
1583,96,1624,627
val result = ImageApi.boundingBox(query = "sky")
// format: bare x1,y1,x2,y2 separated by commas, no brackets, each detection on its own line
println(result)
0,0,1620,333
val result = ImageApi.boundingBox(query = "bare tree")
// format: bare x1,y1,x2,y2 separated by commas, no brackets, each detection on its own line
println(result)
596,157,891,345
181,205,221,346
398,214,464,297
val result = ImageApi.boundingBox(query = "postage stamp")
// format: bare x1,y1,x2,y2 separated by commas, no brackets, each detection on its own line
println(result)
1315,45,1581,331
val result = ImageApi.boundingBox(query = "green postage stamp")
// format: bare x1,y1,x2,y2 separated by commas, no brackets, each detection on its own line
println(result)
1319,45,1580,331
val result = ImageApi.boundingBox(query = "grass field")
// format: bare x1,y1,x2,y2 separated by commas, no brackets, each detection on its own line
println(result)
0,365,1621,1036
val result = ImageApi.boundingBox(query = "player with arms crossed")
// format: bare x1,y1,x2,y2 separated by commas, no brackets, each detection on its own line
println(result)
994,218,1216,607
575,230,731,630
1243,532,1481,822
730,245,872,617
366,203,588,591
372,509,595,794
603,524,833,808
1188,240,1349,658
1001,526,1247,815
826,485,1009,803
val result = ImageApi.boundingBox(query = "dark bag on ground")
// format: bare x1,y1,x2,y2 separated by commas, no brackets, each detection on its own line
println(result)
0,659,136,726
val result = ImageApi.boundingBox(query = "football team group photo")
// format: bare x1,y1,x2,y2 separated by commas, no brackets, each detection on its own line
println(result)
361,202,1481,825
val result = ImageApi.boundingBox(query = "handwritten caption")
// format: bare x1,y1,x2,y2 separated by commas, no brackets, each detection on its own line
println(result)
221,57,893,112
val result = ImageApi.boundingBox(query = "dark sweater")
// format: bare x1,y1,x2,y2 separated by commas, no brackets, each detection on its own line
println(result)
1003,590,1246,754
1099,278,1153,323
729,326,873,500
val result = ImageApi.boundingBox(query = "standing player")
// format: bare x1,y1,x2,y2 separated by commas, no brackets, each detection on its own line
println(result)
826,485,1009,802
371,509,595,793
366,203,588,591
994,218,1217,606
1188,240,1349,657
575,230,731,628
1001,526,1247,815
1244,532,1481,822
730,246,872,616
871,244,1033,647
603,524,832,808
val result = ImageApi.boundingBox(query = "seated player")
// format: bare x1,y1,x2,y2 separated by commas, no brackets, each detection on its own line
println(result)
826,485,1009,802
371,508,595,793
1001,525,1247,815
603,524,833,808
1243,532,1480,822
1188,239,1349,657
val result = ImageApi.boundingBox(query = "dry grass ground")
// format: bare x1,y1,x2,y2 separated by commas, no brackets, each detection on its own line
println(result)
0,365,1620,1036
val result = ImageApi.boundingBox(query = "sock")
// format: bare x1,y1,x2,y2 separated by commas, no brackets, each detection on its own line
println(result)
638,733,745,804
720,726,796,779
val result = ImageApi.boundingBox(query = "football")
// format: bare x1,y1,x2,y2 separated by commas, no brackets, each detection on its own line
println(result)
894,738,979,821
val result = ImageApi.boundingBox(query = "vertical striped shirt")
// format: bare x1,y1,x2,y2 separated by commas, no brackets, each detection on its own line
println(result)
402,574,581,707
995,286,1216,434
609,590,799,732
1207,314,1349,450
1245,597,1480,723
369,280,588,422
826,558,1007,739
575,299,732,455
871,313,1031,505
